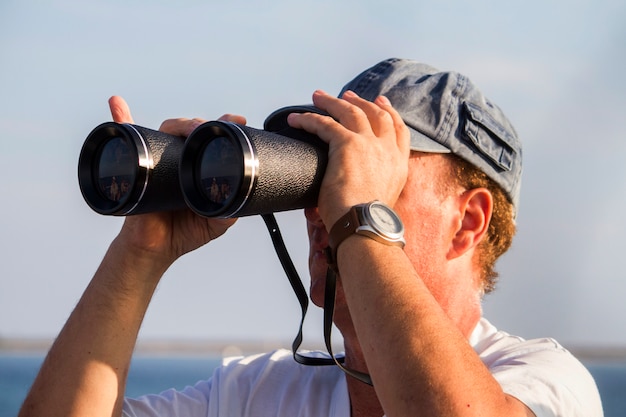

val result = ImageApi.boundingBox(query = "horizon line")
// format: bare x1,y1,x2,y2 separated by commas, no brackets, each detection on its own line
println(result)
2,337,626,360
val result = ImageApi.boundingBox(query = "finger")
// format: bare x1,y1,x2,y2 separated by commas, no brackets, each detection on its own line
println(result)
311,90,396,139
342,90,398,137
286,90,364,144
286,110,346,145
309,90,374,134
108,96,135,124
218,114,247,125
374,95,411,152
159,113,247,138
159,118,205,137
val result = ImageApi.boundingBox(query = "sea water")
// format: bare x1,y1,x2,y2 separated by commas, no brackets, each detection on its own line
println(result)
1,354,624,416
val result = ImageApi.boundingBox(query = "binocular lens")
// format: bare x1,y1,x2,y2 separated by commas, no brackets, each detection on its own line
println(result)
79,122,186,215
96,136,136,203
196,136,242,214
181,122,257,218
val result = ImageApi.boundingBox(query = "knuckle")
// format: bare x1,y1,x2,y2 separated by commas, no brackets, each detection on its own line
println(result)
158,119,173,132
159,117,197,136
374,107,392,122
343,105,364,120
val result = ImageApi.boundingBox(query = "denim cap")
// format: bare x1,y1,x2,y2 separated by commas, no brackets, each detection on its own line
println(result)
264,58,522,213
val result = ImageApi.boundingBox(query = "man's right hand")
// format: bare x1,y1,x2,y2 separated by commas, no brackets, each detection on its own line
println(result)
18,98,247,417
108,96,243,267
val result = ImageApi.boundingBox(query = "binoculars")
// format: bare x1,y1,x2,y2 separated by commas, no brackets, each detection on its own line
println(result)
77,106,328,218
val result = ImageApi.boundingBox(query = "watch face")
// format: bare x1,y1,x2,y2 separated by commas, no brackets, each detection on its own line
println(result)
367,202,404,237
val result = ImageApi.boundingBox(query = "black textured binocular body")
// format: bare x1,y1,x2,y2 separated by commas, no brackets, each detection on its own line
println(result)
77,107,328,218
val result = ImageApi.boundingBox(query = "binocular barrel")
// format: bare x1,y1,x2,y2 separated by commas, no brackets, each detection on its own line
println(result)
77,120,328,218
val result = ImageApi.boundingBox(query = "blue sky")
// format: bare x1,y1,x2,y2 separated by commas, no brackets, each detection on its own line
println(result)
1,0,625,349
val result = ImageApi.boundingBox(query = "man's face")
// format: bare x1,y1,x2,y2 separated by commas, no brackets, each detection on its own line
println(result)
305,153,460,312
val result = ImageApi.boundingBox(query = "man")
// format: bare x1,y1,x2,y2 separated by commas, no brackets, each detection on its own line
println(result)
19,58,603,417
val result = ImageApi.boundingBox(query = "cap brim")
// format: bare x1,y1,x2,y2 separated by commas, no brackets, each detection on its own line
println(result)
408,129,451,153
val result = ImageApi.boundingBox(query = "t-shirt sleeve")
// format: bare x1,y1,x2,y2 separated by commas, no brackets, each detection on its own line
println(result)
491,341,602,416
473,322,603,417
122,379,213,417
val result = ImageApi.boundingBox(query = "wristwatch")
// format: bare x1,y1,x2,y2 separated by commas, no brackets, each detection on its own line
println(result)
325,201,405,272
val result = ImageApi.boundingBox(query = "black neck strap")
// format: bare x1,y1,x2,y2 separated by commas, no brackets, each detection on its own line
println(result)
261,214,373,386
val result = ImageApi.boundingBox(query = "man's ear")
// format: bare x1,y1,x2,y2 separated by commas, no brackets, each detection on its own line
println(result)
447,188,493,259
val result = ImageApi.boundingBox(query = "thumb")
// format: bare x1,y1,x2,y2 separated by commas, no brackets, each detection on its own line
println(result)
108,96,135,124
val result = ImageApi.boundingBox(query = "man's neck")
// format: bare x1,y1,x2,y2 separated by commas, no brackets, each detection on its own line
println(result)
343,340,384,417
346,376,384,417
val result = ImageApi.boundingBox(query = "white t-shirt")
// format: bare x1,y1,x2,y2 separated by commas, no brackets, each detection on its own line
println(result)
123,318,603,417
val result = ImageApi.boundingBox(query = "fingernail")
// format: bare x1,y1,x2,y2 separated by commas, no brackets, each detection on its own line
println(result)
342,90,357,98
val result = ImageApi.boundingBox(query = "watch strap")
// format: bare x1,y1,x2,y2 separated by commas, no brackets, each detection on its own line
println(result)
325,207,360,273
